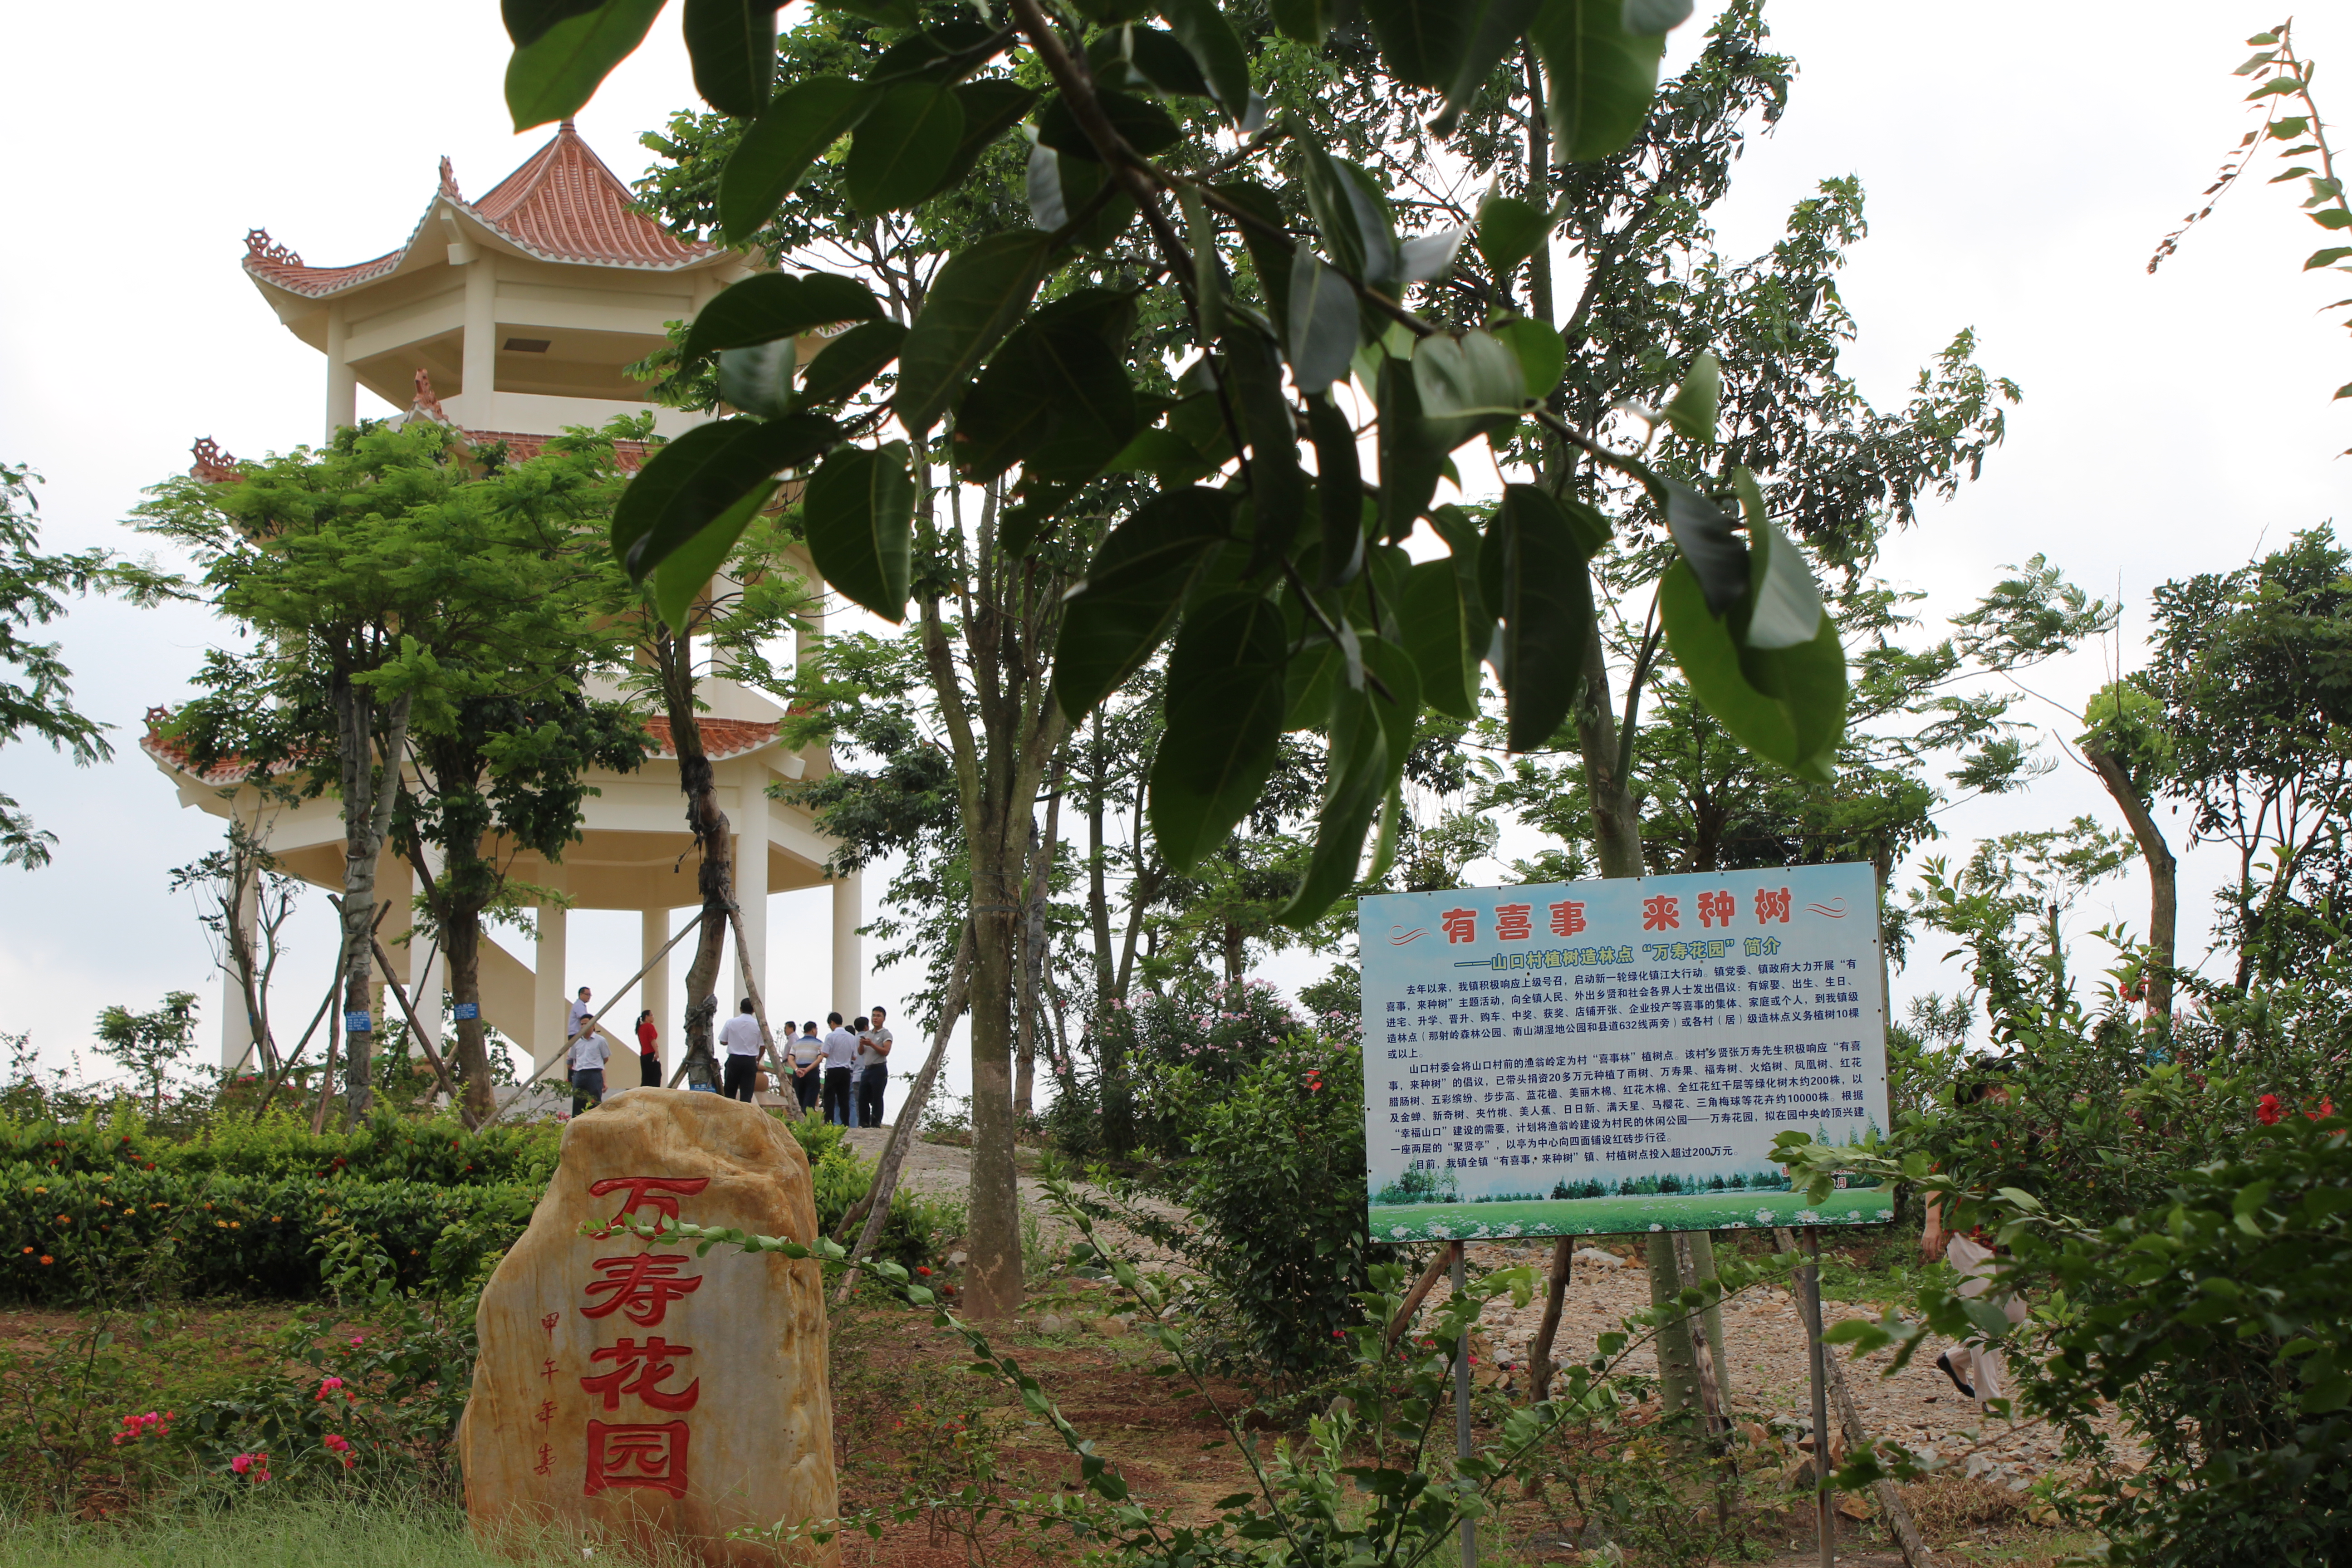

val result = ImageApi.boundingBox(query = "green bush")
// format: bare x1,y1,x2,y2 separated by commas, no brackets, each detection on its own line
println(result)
0,1163,535,1304
1126,1029,1370,1377
0,1107,562,1187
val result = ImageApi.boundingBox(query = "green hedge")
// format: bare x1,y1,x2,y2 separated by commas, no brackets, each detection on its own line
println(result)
0,1164,538,1304
0,1108,564,1186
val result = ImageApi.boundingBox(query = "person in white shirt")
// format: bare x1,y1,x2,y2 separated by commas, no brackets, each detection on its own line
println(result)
790,1020,822,1114
820,1011,860,1126
568,986,598,1050
567,1016,610,1116
716,998,764,1103
855,1005,894,1128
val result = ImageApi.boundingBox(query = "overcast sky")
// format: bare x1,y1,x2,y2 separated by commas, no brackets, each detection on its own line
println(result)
0,3,2344,1102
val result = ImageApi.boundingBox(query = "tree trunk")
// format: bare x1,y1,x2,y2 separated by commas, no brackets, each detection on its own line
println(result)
332,681,411,1128
657,627,728,1091
1525,1235,1575,1401
444,914,495,1127
1015,817,1042,1121
2083,738,2177,1019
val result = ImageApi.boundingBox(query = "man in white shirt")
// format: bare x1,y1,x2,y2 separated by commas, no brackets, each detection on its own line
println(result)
567,1013,610,1117
855,1005,894,1129
820,1011,860,1126
717,998,764,1103
568,986,598,1050
790,1021,823,1115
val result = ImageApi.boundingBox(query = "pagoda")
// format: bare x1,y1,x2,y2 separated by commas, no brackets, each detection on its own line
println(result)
147,125,862,1081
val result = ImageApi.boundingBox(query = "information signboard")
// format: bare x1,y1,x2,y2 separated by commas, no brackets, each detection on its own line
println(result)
1359,862,1892,1242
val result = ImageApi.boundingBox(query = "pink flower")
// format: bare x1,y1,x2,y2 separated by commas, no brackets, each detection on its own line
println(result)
323,1434,352,1453
2258,1094,2283,1126
230,1450,271,1480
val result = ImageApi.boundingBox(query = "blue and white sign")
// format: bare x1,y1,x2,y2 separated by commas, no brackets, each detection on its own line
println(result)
1359,861,1892,1240
452,1002,480,1021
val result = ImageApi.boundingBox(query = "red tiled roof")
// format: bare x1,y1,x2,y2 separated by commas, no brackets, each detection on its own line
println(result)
140,708,290,785
647,717,779,762
244,122,721,299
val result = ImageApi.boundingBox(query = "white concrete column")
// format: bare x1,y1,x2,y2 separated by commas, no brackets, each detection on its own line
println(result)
219,869,259,1074
534,871,569,1084
832,869,862,1020
737,770,769,1014
461,253,497,420
641,908,672,1068
324,303,356,442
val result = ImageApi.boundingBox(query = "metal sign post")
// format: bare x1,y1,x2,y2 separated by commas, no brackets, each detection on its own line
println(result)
1451,1241,1475,1568
1799,1225,1833,1567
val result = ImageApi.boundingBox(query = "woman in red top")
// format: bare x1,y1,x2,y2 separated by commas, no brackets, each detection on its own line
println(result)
635,1010,661,1088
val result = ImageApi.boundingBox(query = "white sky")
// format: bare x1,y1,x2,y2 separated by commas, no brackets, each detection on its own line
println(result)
0,2,2344,1101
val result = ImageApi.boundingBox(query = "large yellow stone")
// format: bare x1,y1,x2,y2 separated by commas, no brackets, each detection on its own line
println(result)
462,1090,837,1566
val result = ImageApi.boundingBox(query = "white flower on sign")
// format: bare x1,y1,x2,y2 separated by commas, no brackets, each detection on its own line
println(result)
1795,1210,1820,1225
1648,1223,1663,1231
1392,1226,1410,1239
1755,1209,1776,1224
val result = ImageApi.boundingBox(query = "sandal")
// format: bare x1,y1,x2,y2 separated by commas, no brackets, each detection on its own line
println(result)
1936,1351,1975,1399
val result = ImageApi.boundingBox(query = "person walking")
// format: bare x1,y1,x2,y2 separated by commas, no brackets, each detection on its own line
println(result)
718,999,763,1103
821,1012,859,1126
856,1005,894,1129
567,1015,609,1116
635,1009,661,1088
791,1020,822,1114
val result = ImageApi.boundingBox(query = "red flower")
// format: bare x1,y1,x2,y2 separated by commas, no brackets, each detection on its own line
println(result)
2308,1098,2335,1122
916,1265,932,1276
2257,1094,2283,1126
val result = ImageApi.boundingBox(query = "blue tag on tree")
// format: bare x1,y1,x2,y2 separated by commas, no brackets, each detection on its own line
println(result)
345,1011,372,1034
453,1002,480,1020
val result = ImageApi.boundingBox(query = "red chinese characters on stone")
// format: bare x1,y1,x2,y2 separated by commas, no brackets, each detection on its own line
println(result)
1642,895,1680,931
1493,903,1533,942
1696,890,1735,928
581,1254,704,1327
584,1420,691,1499
1549,900,1587,938
1755,887,1792,924
580,1337,700,1413
587,1176,712,1239
540,1312,560,1336
534,1442,554,1478
1441,908,1478,944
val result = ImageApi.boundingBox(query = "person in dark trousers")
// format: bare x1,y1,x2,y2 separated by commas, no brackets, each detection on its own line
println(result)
718,998,762,1102
635,1009,661,1088
791,1020,822,1113
568,1022,609,1116
821,1011,859,1125
856,1005,894,1128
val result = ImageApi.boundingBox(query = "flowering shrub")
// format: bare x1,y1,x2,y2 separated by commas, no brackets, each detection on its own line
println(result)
0,1107,562,1186
1096,978,1311,1158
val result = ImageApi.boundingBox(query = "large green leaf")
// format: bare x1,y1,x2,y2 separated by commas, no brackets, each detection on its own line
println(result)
845,82,966,214
1431,0,1544,133
1360,0,1473,89
653,478,778,632
1375,352,1444,544
1279,636,1419,926
1659,559,1844,782
1402,557,1483,720
1052,487,1237,720
505,0,665,130
1492,315,1567,401
719,76,875,243
1269,0,1331,44
504,0,608,46
1300,140,1399,291
1156,0,1254,119
717,338,796,418
611,414,839,578
932,80,1040,196
893,230,1053,435
1037,88,1182,161
803,441,915,622
1663,478,1748,615
1308,391,1364,586
1287,249,1360,395
1091,26,1208,97
956,291,1139,483
796,318,908,408
1485,484,1593,751
1413,328,1527,439
1662,348,1720,444
1220,181,1297,337
1224,330,1306,569
1151,592,1289,868
1475,194,1549,280
679,271,882,362
683,0,778,118
1526,0,1666,163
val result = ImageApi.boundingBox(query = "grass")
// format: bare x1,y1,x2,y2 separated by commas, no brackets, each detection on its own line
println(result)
0,1493,690,1568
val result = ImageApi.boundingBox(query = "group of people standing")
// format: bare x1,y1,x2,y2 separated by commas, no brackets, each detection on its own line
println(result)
563,985,892,1127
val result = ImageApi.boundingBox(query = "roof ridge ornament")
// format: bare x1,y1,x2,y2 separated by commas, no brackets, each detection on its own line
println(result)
440,156,462,201
243,228,302,268
412,368,450,423
190,436,242,483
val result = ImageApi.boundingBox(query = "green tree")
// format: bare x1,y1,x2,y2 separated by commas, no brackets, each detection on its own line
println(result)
136,422,642,1124
93,991,201,1117
0,463,178,868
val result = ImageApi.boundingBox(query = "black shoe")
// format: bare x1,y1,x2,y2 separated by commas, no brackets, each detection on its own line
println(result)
1936,1351,1975,1399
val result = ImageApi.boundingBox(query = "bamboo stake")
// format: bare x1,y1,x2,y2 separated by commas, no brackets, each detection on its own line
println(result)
476,915,706,1128
371,936,458,1104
